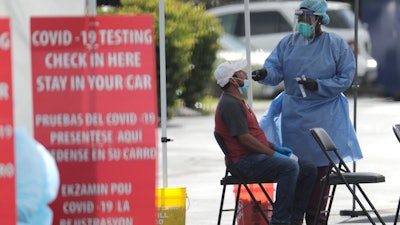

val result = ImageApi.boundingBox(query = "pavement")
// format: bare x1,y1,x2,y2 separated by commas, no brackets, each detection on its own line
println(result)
157,96,400,225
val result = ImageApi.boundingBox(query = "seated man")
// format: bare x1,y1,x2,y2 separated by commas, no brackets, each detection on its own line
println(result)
214,60,317,225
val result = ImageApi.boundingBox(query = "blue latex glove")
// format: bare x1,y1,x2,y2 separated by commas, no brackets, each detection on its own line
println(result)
272,151,289,158
274,145,293,156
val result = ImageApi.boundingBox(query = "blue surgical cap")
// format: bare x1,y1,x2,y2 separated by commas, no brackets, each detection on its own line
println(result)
300,0,330,25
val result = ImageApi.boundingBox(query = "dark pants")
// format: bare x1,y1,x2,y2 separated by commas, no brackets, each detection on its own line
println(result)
235,153,317,224
305,166,330,225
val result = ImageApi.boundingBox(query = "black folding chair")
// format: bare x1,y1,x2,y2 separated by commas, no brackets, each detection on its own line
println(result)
310,127,386,225
214,131,274,225
392,124,400,225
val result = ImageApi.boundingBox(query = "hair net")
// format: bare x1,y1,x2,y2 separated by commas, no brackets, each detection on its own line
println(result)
300,0,330,25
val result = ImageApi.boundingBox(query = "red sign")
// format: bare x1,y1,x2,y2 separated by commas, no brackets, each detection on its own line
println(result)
31,16,158,225
0,17,16,224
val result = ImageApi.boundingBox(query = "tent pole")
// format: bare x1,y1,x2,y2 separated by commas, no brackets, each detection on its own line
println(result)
243,0,252,108
159,0,168,188
87,0,96,15
340,0,363,217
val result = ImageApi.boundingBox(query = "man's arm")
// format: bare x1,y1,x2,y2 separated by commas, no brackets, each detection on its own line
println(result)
236,133,275,156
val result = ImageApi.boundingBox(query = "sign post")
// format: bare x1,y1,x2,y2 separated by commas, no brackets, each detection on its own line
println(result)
31,15,158,225
0,17,16,225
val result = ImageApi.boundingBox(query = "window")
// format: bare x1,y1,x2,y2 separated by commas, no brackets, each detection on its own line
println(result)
326,9,355,29
250,11,292,35
219,14,239,35
219,11,292,37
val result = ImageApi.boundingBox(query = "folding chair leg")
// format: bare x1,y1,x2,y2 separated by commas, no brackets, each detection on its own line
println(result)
354,184,386,224
242,184,270,225
342,183,386,225
218,181,272,225
325,185,337,224
258,183,274,206
313,181,334,225
394,197,400,225
218,181,228,225
232,184,241,225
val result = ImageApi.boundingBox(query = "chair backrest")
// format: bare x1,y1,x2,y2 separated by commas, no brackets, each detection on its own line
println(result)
310,127,337,152
214,131,246,177
214,131,233,165
310,127,351,172
214,131,234,166
393,124,400,143
214,131,229,155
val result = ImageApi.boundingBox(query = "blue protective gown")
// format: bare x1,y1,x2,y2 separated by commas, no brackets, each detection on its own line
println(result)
15,128,60,225
258,32,363,167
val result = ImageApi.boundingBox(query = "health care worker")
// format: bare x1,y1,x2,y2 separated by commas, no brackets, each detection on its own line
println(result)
16,128,60,225
251,0,363,224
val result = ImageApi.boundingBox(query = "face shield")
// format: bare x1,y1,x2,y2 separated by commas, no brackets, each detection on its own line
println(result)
292,9,321,45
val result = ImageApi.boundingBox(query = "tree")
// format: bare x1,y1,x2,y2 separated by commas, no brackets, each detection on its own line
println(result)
99,0,222,117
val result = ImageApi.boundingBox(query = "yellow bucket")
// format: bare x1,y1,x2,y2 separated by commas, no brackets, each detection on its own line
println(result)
156,187,187,225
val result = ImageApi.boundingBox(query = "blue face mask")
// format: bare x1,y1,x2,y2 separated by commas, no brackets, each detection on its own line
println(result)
298,22,313,38
239,79,250,95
